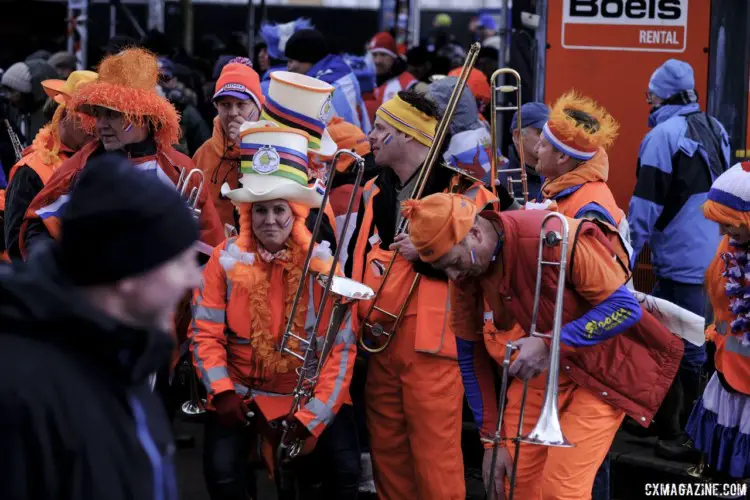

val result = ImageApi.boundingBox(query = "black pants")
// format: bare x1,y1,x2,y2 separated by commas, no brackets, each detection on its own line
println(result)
203,405,361,500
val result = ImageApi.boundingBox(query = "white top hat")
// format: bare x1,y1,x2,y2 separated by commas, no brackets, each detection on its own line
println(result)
220,122,325,208
260,71,338,158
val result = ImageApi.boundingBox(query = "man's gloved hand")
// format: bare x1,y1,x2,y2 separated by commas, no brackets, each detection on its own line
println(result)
213,391,249,428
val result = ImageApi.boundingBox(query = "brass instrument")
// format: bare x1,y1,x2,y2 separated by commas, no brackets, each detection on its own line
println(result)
276,149,375,462
4,119,24,161
358,42,481,355
489,68,529,204
486,212,574,500
176,167,204,220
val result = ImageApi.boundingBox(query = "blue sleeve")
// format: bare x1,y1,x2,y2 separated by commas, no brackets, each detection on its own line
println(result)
628,129,673,267
456,337,498,439
575,202,616,226
561,286,642,347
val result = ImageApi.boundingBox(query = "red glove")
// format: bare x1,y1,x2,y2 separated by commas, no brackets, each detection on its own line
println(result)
213,391,249,428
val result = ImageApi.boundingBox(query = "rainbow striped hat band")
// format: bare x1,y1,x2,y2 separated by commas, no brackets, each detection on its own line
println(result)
220,123,325,208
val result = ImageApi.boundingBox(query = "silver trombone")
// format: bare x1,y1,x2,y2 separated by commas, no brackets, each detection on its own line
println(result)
486,212,574,500
489,68,528,204
276,149,375,462
176,167,204,220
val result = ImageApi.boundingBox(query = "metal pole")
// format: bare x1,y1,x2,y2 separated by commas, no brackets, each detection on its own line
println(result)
109,0,117,39
533,0,548,102
181,0,194,55
147,0,165,32
247,0,256,59
408,0,420,48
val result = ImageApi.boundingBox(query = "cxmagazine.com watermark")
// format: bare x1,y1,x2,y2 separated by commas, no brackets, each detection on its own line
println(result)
645,482,747,497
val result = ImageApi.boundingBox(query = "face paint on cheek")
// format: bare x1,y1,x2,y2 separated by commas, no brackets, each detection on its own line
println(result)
124,122,133,132
383,133,393,146
282,217,292,228
470,249,476,265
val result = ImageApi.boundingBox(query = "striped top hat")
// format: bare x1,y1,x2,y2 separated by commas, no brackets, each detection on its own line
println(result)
220,122,325,208
260,71,338,157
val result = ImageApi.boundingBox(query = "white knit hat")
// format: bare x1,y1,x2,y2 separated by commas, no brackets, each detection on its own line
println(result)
1,62,32,93
706,162,750,212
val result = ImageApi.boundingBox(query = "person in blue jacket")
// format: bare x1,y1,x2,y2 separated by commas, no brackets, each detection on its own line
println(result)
284,29,371,134
628,58,731,458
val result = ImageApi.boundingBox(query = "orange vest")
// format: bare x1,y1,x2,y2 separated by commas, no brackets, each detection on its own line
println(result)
351,177,496,359
551,181,624,226
707,236,750,395
9,149,68,185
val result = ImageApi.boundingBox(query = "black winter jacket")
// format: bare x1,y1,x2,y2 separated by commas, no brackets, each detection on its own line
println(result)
0,244,178,500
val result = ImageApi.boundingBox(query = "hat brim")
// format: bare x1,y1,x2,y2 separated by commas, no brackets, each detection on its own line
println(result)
42,79,68,101
71,81,180,148
221,175,324,208
311,129,337,158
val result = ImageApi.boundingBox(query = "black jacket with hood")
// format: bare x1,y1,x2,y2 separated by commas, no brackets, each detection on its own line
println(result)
0,244,178,500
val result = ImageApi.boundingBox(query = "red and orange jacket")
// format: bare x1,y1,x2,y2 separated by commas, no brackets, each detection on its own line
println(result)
19,140,225,256
350,175,497,359
705,236,750,395
191,237,356,438
452,210,683,442
364,72,418,124
193,117,241,229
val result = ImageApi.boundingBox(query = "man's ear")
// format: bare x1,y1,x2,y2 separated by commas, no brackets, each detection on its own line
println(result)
468,223,483,244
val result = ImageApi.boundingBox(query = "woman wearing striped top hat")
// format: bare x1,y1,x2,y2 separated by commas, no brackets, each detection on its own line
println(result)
191,122,360,500
686,162,750,487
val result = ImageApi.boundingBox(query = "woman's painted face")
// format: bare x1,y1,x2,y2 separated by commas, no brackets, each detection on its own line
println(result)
720,223,750,245
251,199,294,252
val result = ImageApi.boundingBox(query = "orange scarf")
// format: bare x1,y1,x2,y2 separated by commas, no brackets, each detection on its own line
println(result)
541,148,610,200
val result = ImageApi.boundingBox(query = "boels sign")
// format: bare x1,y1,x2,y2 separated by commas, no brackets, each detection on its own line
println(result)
562,0,688,52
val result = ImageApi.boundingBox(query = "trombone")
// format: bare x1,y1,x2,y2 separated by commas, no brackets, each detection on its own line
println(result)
358,42,482,354
176,167,204,220
486,212,574,500
276,150,375,462
489,68,529,204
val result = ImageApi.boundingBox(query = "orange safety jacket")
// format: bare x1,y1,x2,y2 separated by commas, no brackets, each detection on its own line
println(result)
706,236,750,395
191,237,356,438
351,176,497,359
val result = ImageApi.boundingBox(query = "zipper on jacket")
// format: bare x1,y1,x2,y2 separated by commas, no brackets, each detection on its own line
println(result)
128,392,176,500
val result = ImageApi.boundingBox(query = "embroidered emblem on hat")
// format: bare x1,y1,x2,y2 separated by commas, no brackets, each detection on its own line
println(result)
253,145,281,174
319,94,333,123
222,83,249,93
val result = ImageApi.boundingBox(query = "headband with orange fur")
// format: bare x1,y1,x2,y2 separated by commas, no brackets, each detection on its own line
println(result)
543,91,619,161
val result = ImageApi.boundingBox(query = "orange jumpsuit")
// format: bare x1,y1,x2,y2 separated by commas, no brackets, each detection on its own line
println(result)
191,237,356,437
350,176,496,499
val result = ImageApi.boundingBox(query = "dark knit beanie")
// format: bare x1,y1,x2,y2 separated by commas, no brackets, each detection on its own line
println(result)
58,153,199,286
284,29,328,64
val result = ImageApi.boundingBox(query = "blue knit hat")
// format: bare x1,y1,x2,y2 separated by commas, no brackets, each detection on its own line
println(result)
648,59,694,99
511,102,549,131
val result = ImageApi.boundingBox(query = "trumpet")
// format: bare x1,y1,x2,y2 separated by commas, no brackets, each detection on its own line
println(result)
486,212,574,500
358,42,482,354
176,167,204,220
489,68,529,204
276,149,375,462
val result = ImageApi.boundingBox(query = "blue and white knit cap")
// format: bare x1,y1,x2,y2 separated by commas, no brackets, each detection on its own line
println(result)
259,18,314,61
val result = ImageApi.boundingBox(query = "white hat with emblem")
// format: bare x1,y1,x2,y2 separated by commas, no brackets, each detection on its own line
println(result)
259,70,338,158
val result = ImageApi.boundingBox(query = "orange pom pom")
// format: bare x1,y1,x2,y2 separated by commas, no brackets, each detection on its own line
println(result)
401,199,420,220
